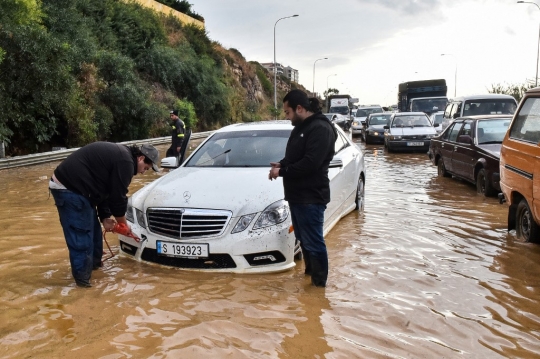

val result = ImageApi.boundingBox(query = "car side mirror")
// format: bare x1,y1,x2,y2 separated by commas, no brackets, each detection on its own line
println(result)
383,125,390,130
457,135,473,144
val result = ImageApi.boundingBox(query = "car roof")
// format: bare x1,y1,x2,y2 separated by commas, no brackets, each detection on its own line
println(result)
393,112,428,116
358,105,382,109
367,112,390,116
454,114,513,121
525,86,540,95
216,120,292,133
410,97,447,101
449,94,516,101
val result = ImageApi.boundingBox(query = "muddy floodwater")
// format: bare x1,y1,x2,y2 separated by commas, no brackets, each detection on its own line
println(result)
2,138,540,359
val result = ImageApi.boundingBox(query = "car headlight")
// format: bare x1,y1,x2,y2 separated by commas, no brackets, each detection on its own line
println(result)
135,208,147,229
425,134,435,139
231,213,256,234
353,121,359,126
126,200,134,223
390,135,402,140
370,131,379,136
253,200,289,230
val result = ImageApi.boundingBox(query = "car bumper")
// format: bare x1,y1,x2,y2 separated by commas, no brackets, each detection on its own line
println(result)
386,139,431,151
118,220,297,273
365,133,385,143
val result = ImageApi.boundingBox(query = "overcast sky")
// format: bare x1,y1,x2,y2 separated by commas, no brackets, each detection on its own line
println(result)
191,0,540,106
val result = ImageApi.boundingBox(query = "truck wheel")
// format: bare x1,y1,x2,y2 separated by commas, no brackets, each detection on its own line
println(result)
476,168,494,197
516,199,540,243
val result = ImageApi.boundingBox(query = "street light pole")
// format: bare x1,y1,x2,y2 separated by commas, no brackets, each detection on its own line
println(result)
326,73,337,96
312,57,328,95
441,53,457,97
518,1,540,86
274,14,299,115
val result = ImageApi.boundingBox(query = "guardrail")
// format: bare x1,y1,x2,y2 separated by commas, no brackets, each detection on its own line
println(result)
0,131,214,170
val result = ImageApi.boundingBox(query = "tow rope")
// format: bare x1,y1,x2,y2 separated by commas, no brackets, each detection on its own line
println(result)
101,223,141,262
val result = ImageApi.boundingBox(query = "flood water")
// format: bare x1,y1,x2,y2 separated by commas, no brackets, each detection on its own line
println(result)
1,138,540,358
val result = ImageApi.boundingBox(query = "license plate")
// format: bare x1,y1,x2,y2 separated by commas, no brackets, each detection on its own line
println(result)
407,142,424,146
157,241,209,258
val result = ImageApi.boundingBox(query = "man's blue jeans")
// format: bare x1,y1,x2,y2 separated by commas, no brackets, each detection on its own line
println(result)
289,203,328,286
51,189,102,285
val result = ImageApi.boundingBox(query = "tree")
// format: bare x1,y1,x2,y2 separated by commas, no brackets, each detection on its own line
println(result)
324,88,339,98
488,80,536,103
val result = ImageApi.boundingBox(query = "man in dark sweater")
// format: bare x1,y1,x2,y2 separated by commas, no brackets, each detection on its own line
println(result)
49,142,160,287
269,89,337,287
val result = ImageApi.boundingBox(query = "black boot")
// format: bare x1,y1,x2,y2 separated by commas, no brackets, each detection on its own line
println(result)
310,254,328,287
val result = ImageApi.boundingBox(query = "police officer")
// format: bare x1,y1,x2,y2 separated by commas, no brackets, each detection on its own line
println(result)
167,110,185,157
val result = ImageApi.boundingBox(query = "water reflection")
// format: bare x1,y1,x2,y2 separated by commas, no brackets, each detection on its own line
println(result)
1,141,540,357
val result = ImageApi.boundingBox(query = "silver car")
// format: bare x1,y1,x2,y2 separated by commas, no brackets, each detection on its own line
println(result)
352,105,384,136
384,112,437,152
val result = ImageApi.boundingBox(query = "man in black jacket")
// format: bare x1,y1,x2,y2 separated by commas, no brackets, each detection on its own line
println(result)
269,89,337,287
49,142,160,287
167,110,185,157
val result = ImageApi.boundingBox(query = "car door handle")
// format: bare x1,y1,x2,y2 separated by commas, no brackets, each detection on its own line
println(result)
454,146,458,151
329,159,343,168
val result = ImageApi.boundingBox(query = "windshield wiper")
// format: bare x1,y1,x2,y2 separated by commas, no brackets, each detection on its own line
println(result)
196,149,231,166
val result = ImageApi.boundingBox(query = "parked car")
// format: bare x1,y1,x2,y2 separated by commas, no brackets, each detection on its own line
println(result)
383,112,437,152
324,113,351,131
361,113,391,144
500,87,540,242
118,121,366,273
352,105,384,136
443,94,517,122
429,115,511,196
429,111,446,134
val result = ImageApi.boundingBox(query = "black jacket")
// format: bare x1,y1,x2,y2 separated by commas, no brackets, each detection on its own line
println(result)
171,119,185,148
279,112,337,204
54,142,137,221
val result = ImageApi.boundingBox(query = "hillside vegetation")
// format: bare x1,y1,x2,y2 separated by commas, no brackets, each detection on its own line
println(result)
0,0,299,156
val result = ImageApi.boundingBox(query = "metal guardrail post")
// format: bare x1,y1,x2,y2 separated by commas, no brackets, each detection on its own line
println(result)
0,131,214,170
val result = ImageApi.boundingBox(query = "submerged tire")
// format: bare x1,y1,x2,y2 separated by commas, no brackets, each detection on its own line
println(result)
355,175,365,211
516,199,540,243
476,168,495,197
437,159,451,177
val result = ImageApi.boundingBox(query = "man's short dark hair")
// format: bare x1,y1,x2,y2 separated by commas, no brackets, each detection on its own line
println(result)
283,89,321,113
170,110,179,116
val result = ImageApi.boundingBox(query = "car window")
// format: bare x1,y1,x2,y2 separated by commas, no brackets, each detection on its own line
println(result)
368,115,390,125
477,118,511,144
186,129,291,167
446,122,463,142
509,97,540,143
391,115,430,127
460,121,472,137
444,103,453,119
356,108,382,117
432,113,444,125
463,99,517,116
334,131,348,153
450,103,460,119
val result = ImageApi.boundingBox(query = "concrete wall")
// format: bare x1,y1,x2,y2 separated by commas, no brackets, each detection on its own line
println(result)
134,0,204,28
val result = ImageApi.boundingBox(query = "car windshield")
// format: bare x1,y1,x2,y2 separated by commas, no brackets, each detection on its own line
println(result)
329,106,349,115
391,115,431,128
463,99,517,116
356,108,383,117
476,118,512,144
411,99,447,112
185,129,291,167
431,113,444,125
368,114,391,125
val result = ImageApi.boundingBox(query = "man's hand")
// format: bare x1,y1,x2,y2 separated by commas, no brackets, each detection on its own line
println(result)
176,146,181,153
269,162,281,181
102,218,117,232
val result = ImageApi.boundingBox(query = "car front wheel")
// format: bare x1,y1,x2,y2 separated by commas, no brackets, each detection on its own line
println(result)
437,159,451,177
516,199,540,243
355,175,365,211
476,168,494,196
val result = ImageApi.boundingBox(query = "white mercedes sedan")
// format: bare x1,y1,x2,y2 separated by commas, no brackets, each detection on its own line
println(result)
119,121,366,273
